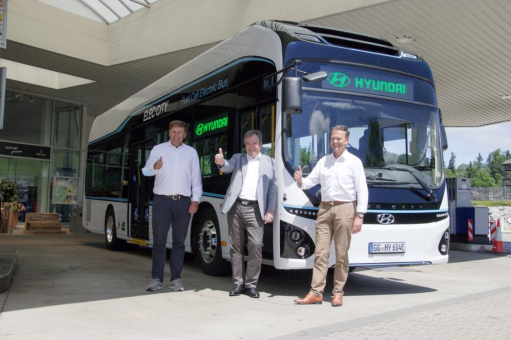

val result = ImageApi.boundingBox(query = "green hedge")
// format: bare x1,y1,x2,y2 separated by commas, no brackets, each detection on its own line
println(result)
472,200,511,207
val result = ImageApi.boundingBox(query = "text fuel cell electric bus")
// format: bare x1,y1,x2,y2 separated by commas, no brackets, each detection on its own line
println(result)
84,20,450,276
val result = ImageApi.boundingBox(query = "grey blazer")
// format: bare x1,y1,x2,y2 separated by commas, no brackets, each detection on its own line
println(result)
220,153,277,220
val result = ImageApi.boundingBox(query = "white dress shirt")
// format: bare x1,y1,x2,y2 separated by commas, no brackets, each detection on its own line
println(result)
238,153,260,201
142,141,202,202
300,150,368,214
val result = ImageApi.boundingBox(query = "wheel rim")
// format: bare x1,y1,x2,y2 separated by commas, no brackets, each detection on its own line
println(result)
106,215,114,243
198,220,218,264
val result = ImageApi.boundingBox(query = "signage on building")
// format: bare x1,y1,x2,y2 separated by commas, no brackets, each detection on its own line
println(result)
0,141,51,160
53,176,79,205
0,0,7,49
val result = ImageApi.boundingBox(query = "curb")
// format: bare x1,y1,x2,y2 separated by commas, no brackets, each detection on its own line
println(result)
0,254,19,293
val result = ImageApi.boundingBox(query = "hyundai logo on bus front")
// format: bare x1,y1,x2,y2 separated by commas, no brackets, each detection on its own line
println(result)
377,214,395,225
327,72,350,87
143,101,170,122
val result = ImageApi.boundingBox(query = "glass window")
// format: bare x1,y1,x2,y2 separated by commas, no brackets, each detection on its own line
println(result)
85,135,130,200
53,100,82,149
285,91,443,188
260,104,275,157
50,149,80,223
0,91,52,146
0,157,49,223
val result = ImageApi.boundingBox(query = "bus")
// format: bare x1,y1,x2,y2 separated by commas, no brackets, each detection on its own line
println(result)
84,20,450,276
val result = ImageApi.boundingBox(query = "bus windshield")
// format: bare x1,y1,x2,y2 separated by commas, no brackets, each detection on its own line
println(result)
285,91,443,189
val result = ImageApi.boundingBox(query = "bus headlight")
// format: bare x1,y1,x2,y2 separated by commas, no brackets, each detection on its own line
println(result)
296,245,310,258
280,221,315,259
290,230,304,243
438,228,449,255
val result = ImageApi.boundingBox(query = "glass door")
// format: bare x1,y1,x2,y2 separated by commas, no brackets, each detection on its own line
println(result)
129,140,154,240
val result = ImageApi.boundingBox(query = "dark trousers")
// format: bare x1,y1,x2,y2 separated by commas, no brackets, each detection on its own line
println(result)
151,195,191,282
227,201,264,289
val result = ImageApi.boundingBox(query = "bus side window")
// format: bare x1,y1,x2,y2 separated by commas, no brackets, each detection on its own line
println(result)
260,104,275,158
194,135,227,179
239,109,255,153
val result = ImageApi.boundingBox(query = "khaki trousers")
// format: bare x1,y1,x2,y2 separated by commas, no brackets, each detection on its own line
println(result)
310,202,355,297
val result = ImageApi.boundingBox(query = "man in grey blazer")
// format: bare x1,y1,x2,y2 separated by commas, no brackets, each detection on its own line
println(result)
215,130,277,298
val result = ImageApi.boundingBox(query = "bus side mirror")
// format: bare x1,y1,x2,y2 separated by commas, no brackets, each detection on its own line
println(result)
282,77,302,114
282,71,327,114
440,124,448,151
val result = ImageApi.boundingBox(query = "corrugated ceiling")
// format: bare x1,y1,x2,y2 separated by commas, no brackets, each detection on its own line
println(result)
3,0,511,127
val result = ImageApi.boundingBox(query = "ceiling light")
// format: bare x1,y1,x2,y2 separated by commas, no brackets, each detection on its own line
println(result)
395,36,416,44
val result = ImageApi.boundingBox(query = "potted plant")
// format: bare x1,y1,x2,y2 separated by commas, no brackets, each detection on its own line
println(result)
0,179,21,229
0,179,19,203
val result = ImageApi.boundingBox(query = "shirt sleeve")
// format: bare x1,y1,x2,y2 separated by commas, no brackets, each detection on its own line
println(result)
142,147,159,177
354,159,369,213
300,160,322,190
190,150,203,202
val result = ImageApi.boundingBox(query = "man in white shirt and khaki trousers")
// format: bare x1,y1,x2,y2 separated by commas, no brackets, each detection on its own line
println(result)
294,125,368,307
215,130,277,299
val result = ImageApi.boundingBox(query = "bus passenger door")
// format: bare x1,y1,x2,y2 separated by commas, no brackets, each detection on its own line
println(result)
129,140,154,241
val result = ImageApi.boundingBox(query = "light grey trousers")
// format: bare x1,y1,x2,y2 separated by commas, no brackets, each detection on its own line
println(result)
227,201,264,289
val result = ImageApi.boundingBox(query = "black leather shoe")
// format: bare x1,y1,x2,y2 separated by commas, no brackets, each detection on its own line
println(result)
229,285,244,296
246,287,260,298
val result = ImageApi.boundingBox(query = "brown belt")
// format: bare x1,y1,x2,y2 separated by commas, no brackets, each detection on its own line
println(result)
321,201,354,207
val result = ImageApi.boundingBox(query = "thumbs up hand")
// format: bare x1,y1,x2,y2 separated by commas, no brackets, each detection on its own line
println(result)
154,156,163,170
293,165,303,187
215,148,225,167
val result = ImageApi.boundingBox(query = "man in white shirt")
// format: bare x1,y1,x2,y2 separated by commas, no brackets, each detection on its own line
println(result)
293,125,368,307
143,120,202,292
215,130,277,298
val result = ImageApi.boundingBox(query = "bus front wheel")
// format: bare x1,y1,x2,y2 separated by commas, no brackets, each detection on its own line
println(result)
105,208,123,251
194,209,228,276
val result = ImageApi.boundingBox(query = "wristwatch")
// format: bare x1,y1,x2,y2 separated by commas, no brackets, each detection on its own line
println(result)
356,212,365,219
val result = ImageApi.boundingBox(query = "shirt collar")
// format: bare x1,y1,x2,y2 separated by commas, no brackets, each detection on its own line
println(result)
169,141,184,149
247,153,261,161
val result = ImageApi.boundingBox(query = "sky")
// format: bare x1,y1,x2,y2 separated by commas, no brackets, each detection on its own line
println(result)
443,121,511,167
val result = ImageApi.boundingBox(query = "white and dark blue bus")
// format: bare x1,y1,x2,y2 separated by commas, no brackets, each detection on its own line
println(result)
84,20,450,275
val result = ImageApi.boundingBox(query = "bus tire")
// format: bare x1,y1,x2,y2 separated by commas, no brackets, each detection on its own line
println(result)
194,208,228,276
105,208,123,251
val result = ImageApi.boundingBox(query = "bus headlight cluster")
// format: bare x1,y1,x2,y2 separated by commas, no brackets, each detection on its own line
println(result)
438,228,449,255
280,221,315,259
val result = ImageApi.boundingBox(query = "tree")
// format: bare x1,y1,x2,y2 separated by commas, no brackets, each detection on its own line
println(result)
474,153,484,170
486,149,506,186
456,164,468,178
470,168,496,187
448,152,456,172
465,161,475,178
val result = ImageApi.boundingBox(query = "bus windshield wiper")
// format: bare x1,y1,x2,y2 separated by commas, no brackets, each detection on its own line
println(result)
377,166,436,201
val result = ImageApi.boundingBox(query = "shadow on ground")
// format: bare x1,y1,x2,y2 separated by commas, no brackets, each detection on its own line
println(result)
0,233,456,312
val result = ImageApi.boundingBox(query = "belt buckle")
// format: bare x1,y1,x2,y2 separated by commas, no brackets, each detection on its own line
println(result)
172,195,179,200
241,200,248,206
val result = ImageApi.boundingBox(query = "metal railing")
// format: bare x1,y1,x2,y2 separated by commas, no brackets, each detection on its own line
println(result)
470,187,511,201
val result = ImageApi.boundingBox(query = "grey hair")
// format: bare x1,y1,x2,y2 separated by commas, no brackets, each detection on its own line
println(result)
244,130,263,144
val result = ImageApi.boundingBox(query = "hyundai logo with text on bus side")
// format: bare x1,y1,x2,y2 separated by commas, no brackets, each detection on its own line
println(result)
377,214,395,225
327,72,350,87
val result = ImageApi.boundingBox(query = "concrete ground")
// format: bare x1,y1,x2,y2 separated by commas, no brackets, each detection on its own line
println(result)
0,232,510,340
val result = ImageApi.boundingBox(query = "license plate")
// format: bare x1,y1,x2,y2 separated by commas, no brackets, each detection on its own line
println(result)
369,242,406,254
